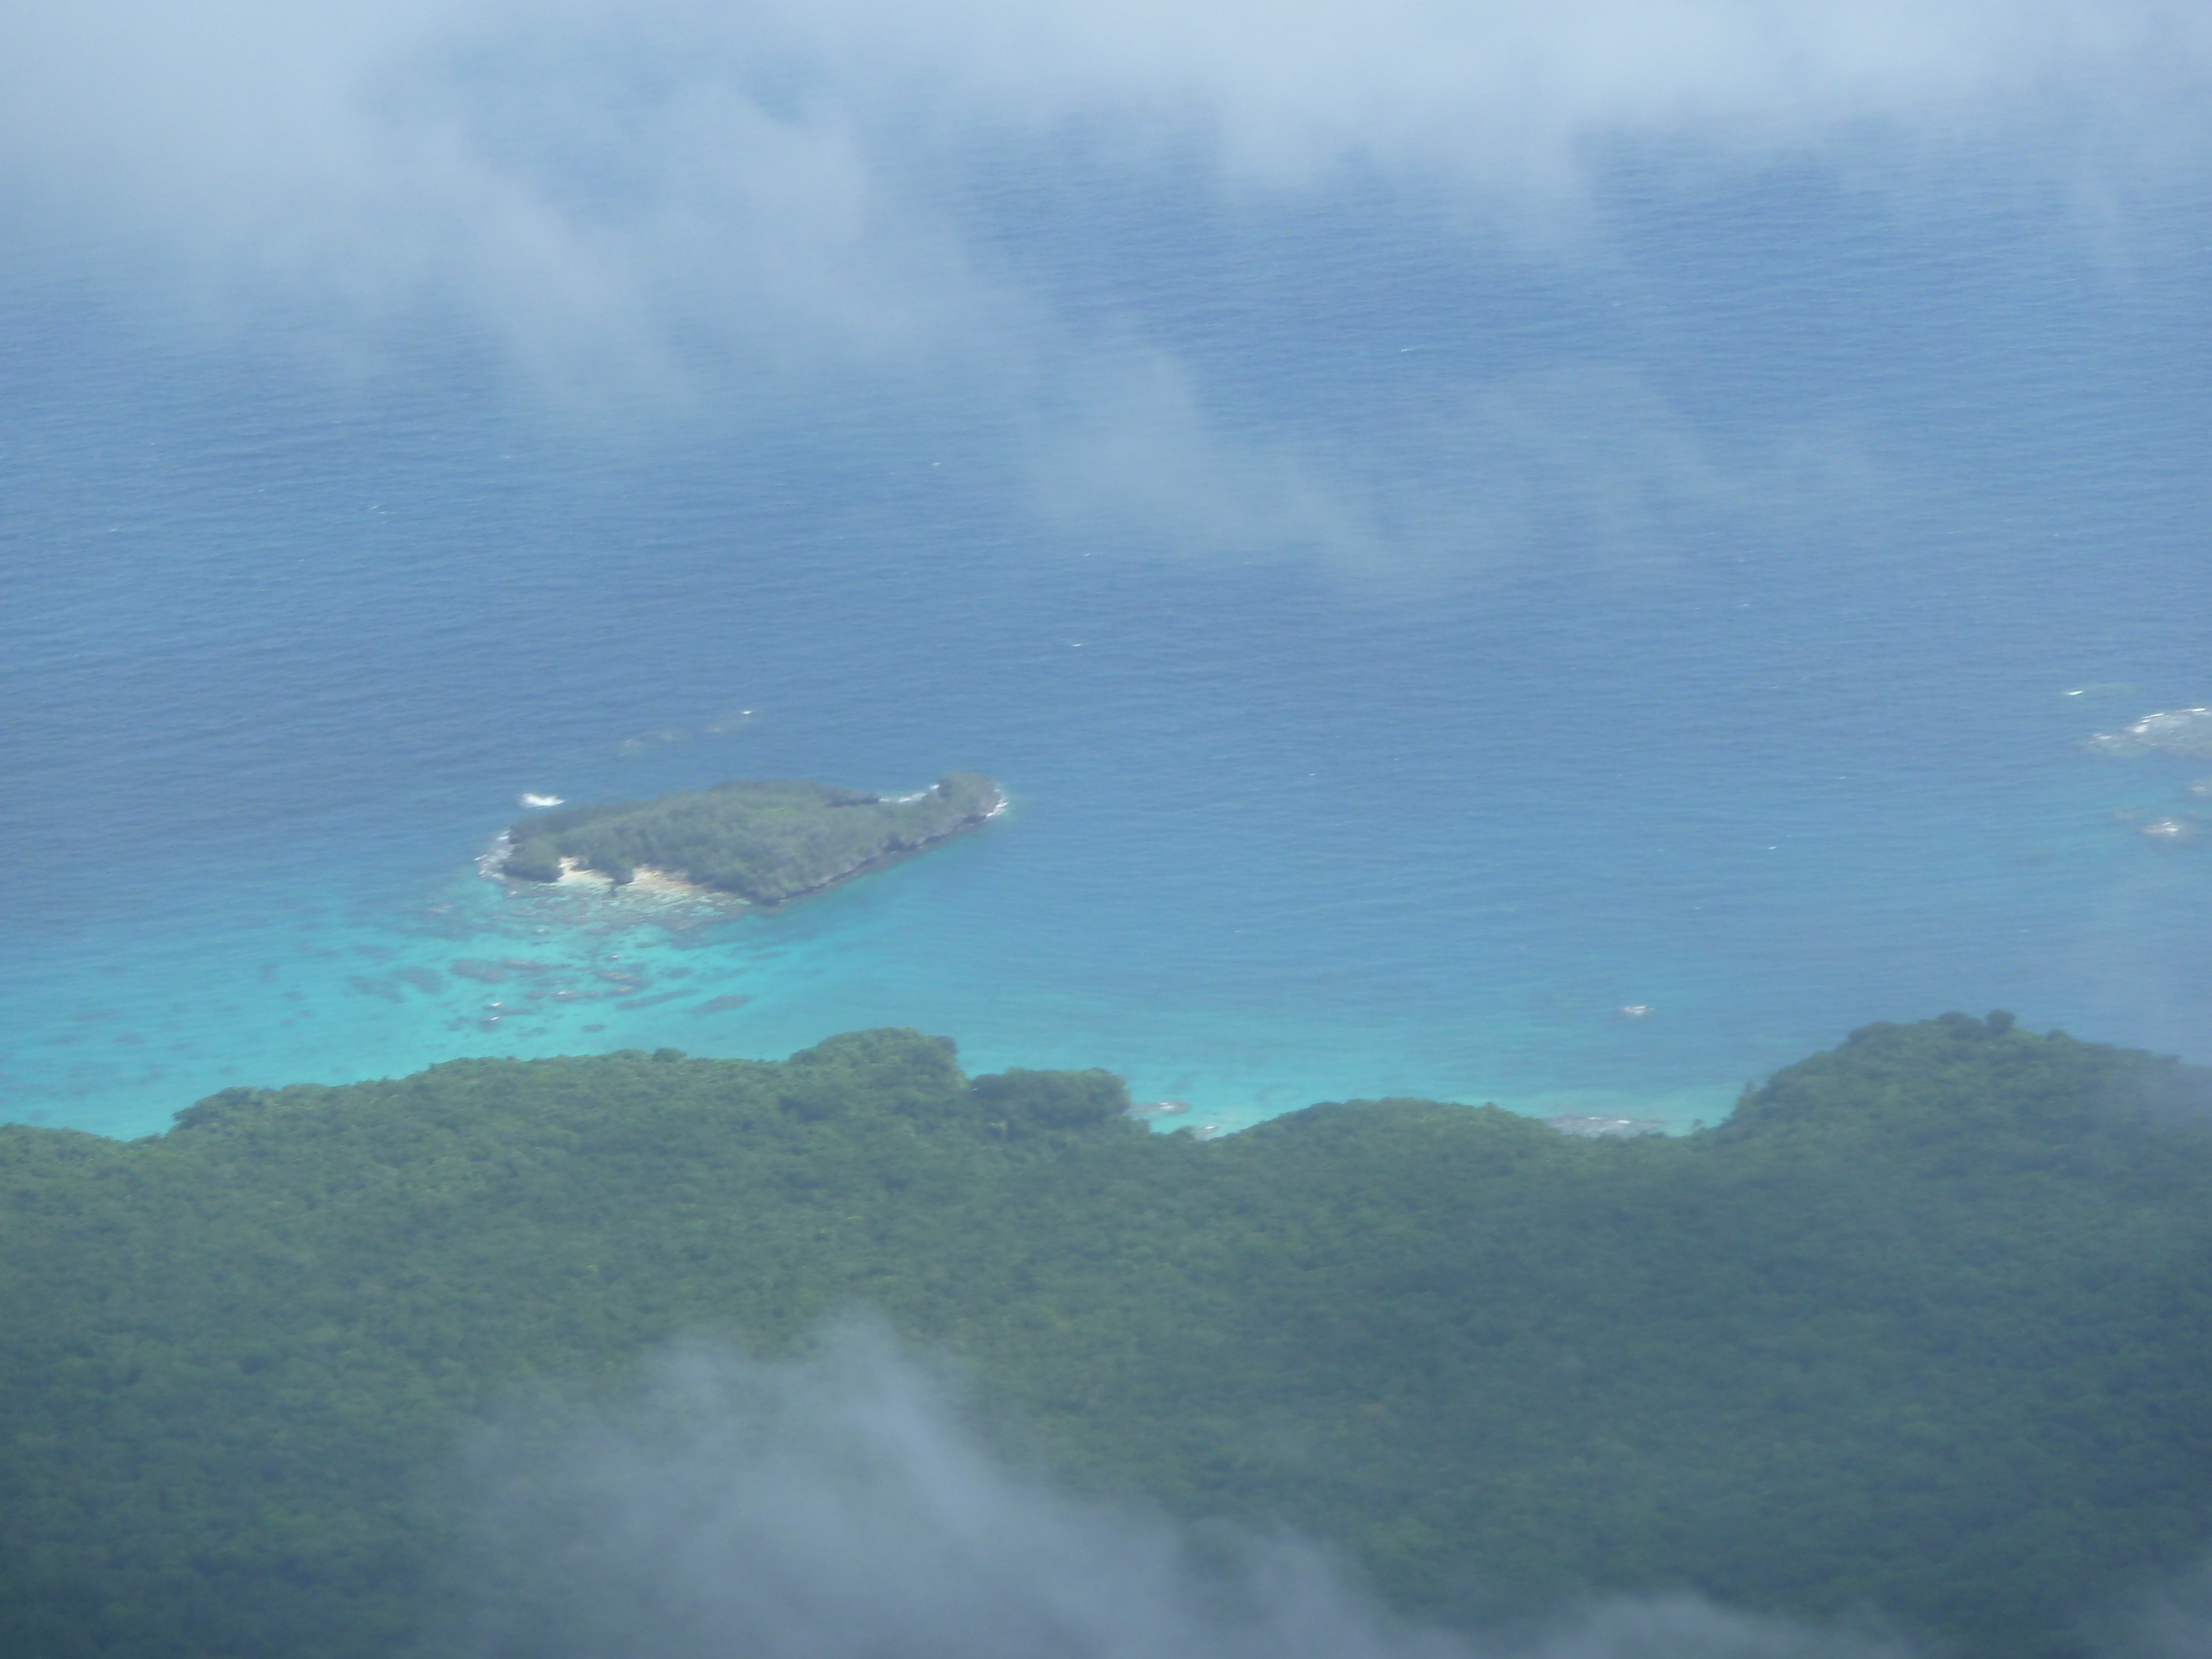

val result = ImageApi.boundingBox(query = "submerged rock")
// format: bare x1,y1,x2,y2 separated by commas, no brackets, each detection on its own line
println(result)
2085,707,2212,759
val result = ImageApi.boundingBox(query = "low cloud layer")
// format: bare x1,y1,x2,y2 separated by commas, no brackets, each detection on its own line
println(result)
6,1,2206,574
4,0,2205,356
439,1325,1924,1659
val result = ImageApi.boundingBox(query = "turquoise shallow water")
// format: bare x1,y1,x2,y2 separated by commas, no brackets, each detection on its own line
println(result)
6,158,2211,1141
7,652,2209,1142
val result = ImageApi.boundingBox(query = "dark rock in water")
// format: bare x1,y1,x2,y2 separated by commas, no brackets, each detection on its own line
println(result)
617,726,691,756
346,975,403,1004
450,960,508,983
395,966,446,995
617,991,688,1010
690,994,752,1015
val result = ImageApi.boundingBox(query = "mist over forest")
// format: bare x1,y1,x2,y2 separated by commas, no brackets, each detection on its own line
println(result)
4,1018,2212,1657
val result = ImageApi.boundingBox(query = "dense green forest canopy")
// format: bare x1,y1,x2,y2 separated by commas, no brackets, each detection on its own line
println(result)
498,773,1000,901
4,1015,2212,1658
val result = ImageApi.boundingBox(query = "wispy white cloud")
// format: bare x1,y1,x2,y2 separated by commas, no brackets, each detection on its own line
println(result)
2109,1562,2212,1658
2,0,2203,569
1027,355,1887,576
5,0,2204,345
445,1324,1922,1659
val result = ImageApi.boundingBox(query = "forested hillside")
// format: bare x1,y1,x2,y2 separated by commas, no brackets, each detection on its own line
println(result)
4,1015,2210,1658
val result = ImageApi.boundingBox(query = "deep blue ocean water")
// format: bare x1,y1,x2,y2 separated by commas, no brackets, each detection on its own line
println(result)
7,159,2211,1141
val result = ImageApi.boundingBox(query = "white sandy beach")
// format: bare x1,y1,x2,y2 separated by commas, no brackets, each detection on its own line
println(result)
553,857,722,900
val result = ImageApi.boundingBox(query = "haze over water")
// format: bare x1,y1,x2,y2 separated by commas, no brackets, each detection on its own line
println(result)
6,1,2211,1139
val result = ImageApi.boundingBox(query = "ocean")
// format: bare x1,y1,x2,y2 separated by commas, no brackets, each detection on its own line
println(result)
6,155,2210,1142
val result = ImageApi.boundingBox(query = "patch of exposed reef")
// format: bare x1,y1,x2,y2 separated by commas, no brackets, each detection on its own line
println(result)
2084,707,2212,761
2082,707,2212,846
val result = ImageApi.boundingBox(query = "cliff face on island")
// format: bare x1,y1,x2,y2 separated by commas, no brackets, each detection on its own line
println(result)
499,773,1000,904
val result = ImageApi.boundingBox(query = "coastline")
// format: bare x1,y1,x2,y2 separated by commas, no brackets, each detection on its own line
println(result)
733,786,1005,910
552,858,719,900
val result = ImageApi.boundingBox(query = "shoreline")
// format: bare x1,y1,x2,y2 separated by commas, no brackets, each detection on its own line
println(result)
551,858,722,900
474,785,1006,914
734,787,1004,910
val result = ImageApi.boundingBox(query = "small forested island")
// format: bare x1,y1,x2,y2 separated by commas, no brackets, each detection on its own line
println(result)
6,1015,2212,1658
497,772,1001,903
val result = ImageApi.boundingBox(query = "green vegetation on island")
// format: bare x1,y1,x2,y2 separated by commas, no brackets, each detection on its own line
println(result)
498,773,1001,901
4,1015,2212,1658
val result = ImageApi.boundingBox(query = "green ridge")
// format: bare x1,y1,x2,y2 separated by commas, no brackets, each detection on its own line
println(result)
4,1016,2211,1657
